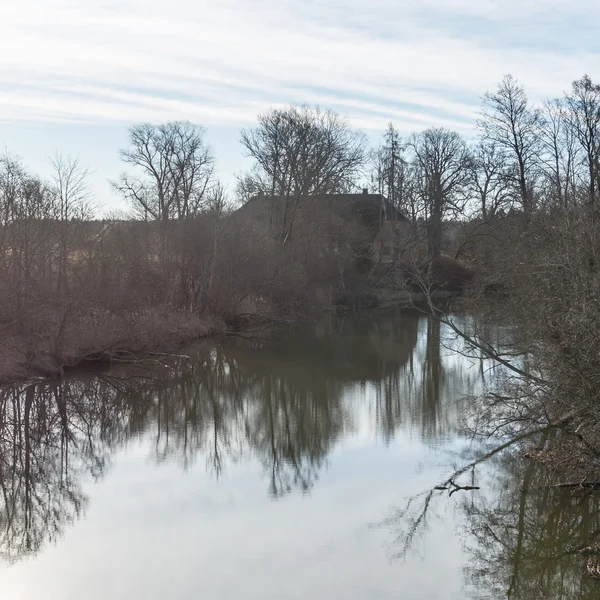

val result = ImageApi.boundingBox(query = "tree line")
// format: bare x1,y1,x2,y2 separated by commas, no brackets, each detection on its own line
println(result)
2,73,598,257
0,73,598,381
115,74,599,252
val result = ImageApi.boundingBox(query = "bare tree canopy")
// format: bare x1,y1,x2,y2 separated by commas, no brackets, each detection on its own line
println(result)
564,75,600,204
239,105,366,242
479,74,540,214
410,128,471,257
240,105,366,197
370,123,414,220
49,153,93,221
47,153,93,294
113,121,215,221
0,153,57,225
538,99,579,208
470,140,515,220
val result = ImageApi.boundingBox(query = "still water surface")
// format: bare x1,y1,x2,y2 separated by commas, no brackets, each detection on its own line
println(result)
1,310,599,599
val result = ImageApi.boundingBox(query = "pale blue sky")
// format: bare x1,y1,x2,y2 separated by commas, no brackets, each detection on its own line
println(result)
1,0,598,213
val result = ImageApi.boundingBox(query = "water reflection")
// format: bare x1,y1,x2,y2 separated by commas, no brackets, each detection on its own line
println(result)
0,310,480,564
379,430,600,598
6,309,597,598
0,385,94,563
7,309,596,597
461,450,600,599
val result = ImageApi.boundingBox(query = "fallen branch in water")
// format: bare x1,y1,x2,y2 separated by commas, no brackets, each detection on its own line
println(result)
434,479,481,496
374,427,551,561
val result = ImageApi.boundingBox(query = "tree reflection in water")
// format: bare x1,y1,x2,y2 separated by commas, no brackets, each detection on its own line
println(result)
461,451,600,599
0,309,496,570
379,426,600,598
0,384,87,563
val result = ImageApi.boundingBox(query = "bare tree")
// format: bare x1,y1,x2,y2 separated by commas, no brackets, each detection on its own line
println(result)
564,75,600,204
240,105,366,243
203,180,232,218
371,123,410,219
0,152,24,227
410,128,471,257
0,154,63,361
470,140,516,220
113,121,215,221
479,75,540,214
538,99,579,208
48,153,93,222
0,154,59,285
48,153,93,293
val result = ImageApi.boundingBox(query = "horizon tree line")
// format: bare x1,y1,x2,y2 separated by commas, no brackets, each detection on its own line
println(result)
2,72,598,260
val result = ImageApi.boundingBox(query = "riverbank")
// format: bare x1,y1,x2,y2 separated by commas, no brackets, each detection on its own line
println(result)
0,308,226,385
0,287,460,386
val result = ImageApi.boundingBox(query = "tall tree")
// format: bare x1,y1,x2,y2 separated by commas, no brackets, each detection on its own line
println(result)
371,123,409,219
48,153,93,293
113,121,215,221
479,75,540,214
564,75,600,204
470,140,515,220
411,128,471,257
538,99,579,208
0,154,59,337
239,105,366,243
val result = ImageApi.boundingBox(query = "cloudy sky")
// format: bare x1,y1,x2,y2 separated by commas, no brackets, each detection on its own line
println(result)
1,0,598,212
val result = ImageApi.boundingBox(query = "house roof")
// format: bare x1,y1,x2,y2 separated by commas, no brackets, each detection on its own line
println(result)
239,191,409,226
322,193,406,222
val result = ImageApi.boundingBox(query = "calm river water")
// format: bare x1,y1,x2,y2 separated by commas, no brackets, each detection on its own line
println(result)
1,309,599,599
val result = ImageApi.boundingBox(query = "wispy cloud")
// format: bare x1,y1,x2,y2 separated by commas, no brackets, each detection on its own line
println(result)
0,0,598,133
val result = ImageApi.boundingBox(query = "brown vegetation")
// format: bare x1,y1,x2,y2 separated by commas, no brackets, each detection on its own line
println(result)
1,74,599,408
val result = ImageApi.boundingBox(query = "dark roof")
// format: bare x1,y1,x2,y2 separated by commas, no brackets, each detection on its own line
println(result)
239,192,409,225
324,193,409,223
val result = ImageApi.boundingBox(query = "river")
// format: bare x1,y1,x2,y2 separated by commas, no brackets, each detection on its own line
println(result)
0,309,598,599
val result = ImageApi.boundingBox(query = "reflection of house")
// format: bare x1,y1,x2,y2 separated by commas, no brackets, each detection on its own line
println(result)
227,308,420,382
237,189,412,263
